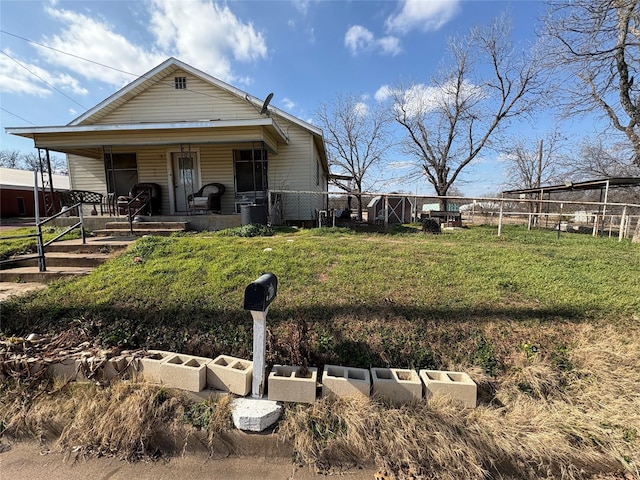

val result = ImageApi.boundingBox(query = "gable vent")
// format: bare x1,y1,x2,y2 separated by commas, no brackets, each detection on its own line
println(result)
175,77,187,89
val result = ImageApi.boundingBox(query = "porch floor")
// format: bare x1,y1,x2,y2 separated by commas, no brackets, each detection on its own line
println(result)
49,213,243,232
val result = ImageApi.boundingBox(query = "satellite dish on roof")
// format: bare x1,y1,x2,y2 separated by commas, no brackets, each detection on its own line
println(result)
260,93,274,115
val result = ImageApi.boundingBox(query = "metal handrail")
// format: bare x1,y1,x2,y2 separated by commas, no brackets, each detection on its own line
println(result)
0,172,86,272
123,189,152,234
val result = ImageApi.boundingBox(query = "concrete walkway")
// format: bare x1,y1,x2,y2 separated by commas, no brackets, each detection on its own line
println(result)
0,442,376,480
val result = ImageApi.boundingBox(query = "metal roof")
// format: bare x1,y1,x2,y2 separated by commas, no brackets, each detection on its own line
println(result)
503,177,640,195
0,167,69,190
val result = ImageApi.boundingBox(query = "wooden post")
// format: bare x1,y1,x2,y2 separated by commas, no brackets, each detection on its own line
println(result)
497,199,504,236
619,205,627,242
383,195,389,231
251,309,268,398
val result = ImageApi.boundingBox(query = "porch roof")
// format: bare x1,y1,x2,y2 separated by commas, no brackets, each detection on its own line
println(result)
6,118,288,159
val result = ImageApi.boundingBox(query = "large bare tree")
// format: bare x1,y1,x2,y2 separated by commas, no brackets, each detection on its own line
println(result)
544,0,640,164
389,16,543,208
316,94,391,220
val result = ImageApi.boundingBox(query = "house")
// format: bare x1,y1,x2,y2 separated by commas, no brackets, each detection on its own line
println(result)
6,58,329,226
0,167,69,218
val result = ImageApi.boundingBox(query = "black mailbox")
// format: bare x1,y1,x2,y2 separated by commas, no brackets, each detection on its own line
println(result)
243,273,278,312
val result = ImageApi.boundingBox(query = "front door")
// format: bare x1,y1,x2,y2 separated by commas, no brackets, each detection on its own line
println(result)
172,152,199,212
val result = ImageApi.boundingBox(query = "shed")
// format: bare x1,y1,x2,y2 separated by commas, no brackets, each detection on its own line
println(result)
367,195,413,224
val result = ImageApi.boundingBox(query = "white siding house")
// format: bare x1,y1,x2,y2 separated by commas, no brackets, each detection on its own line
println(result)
7,58,329,224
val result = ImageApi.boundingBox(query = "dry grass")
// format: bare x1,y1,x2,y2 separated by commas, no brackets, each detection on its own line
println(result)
0,378,233,461
278,321,640,480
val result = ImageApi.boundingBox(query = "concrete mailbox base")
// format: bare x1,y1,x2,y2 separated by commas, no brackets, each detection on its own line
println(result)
232,398,282,432
208,355,253,396
420,369,477,408
159,354,210,392
267,365,318,403
371,367,422,405
321,365,371,399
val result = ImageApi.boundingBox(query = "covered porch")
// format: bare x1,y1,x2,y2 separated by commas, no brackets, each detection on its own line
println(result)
48,213,242,234
7,119,287,222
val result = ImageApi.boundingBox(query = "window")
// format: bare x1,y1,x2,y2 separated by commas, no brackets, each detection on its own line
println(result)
175,77,187,89
104,153,138,196
315,159,320,186
234,149,268,196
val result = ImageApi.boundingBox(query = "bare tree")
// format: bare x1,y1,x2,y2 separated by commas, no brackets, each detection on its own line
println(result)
389,16,543,209
316,94,391,220
502,130,567,190
569,135,640,180
0,150,23,169
0,149,67,174
544,0,640,164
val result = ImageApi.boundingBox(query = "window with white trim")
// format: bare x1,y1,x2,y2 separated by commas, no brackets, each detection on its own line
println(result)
175,77,187,89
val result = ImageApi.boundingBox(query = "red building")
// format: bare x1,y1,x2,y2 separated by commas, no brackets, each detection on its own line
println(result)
0,167,69,218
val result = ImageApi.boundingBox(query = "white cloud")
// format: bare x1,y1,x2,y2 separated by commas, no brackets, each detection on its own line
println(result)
0,50,88,97
344,25,401,56
345,25,374,54
39,5,165,86
282,97,296,110
29,0,267,96
375,80,483,117
292,0,310,15
385,0,461,34
148,0,267,80
353,101,368,117
374,85,393,102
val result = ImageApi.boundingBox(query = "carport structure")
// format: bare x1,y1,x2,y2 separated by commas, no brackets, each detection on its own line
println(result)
502,177,640,238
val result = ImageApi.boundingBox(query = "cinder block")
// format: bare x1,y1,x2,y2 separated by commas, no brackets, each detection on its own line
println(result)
159,354,211,392
140,350,174,383
208,355,253,396
267,365,318,403
321,365,371,399
371,367,422,405
419,370,477,408
77,356,140,383
47,358,79,381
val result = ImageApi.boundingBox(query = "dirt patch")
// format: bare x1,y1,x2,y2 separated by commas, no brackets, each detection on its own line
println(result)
0,282,47,302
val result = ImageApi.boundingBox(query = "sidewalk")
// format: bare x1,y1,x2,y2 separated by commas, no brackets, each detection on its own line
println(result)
0,442,376,480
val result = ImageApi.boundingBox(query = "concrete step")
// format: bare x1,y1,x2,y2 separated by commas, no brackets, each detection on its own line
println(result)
0,266,94,283
94,221,190,237
43,237,136,253
94,228,187,237
2,252,112,269
104,221,190,230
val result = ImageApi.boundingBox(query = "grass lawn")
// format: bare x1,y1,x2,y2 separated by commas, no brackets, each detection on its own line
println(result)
1,225,639,479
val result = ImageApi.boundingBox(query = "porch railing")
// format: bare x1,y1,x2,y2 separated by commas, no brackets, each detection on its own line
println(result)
0,172,86,272
121,189,153,234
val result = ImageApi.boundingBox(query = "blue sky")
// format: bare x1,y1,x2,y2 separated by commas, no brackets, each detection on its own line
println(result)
1,0,582,196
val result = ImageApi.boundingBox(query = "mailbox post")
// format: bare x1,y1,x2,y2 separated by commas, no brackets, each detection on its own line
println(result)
243,273,278,398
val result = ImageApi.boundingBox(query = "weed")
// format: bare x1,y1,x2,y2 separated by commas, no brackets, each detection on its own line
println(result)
623,428,638,443
474,336,498,376
215,224,274,237
519,341,539,360
182,401,213,430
